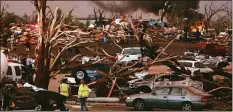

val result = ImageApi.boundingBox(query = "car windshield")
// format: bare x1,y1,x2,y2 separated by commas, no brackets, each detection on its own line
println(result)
179,62,192,67
123,48,141,55
187,86,205,94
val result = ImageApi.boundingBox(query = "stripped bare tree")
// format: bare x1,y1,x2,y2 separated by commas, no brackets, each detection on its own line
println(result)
160,1,172,21
32,0,110,89
204,1,229,33
0,1,9,32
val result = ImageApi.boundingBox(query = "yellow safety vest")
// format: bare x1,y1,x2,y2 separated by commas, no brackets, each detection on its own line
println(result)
78,84,90,98
60,83,69,97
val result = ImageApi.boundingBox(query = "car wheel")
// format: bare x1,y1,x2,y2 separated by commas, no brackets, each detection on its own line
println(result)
133,99,146,111
76,71,85,79
35,105,42,111
71,68,90,85
181,102,193,111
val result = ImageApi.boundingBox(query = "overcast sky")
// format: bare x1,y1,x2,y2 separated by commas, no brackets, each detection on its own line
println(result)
3,1,232,18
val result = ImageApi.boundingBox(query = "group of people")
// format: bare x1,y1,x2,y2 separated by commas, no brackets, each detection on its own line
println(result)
59,79,90,111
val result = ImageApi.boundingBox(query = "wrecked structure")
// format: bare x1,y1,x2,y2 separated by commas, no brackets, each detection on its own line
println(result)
0,4,232,110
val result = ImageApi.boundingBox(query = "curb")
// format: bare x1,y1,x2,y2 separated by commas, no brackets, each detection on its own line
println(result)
67,97,120,103
66,101,125,106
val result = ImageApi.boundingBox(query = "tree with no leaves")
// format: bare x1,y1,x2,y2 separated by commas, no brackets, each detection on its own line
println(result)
204,1,229,33
32,0,101,89
31,0,179,89
31,0,229,92
0,1,9,32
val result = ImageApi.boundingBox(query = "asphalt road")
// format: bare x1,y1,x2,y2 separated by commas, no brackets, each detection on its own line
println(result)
66,104,214,111
66,104,169,111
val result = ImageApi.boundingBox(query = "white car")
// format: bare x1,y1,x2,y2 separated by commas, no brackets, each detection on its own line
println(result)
200,56,229,69
128,73,204,93
184,51,199,57
178,60,213,76
117,47,142,64
6,62,28,81
218,32,228,38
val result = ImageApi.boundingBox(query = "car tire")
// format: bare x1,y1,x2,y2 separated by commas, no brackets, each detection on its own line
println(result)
71,68,90,85
133,99,146,111
35,105,42,111
181,102,193,111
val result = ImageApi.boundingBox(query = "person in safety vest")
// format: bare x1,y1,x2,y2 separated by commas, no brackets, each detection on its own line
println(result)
78,79,90,111
59,78,70,97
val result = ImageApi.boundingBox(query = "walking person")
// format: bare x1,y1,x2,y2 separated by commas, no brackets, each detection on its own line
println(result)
78,80,90,111
59,78,70,97
58,78,70,111
183,30,188,41
195,29,201,42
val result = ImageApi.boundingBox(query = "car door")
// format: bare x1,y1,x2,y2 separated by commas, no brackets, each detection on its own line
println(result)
167,87,187,109
148,87,171,108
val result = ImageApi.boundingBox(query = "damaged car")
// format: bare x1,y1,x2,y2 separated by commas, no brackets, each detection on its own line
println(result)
199,56,229,69
127,72,204,94
178,60,213,76
117,47,151,65
183,51,229,69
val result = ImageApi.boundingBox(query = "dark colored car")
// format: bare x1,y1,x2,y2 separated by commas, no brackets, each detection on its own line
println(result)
71,68,103,85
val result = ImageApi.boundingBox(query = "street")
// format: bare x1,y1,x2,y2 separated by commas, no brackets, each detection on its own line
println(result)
66,103,214,111
67,104,168,111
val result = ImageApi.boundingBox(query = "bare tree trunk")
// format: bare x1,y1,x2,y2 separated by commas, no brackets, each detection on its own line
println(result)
34,0,50,89
38,44,51,89
161,9,167,22
205,19,210,34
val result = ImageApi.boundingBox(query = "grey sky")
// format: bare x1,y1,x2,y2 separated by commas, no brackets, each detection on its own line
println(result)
4,1,232,18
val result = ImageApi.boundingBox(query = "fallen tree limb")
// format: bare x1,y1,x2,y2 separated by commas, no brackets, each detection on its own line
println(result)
206,87,232,94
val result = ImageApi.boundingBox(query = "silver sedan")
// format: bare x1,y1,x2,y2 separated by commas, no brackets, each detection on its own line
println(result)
125,85,213,111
